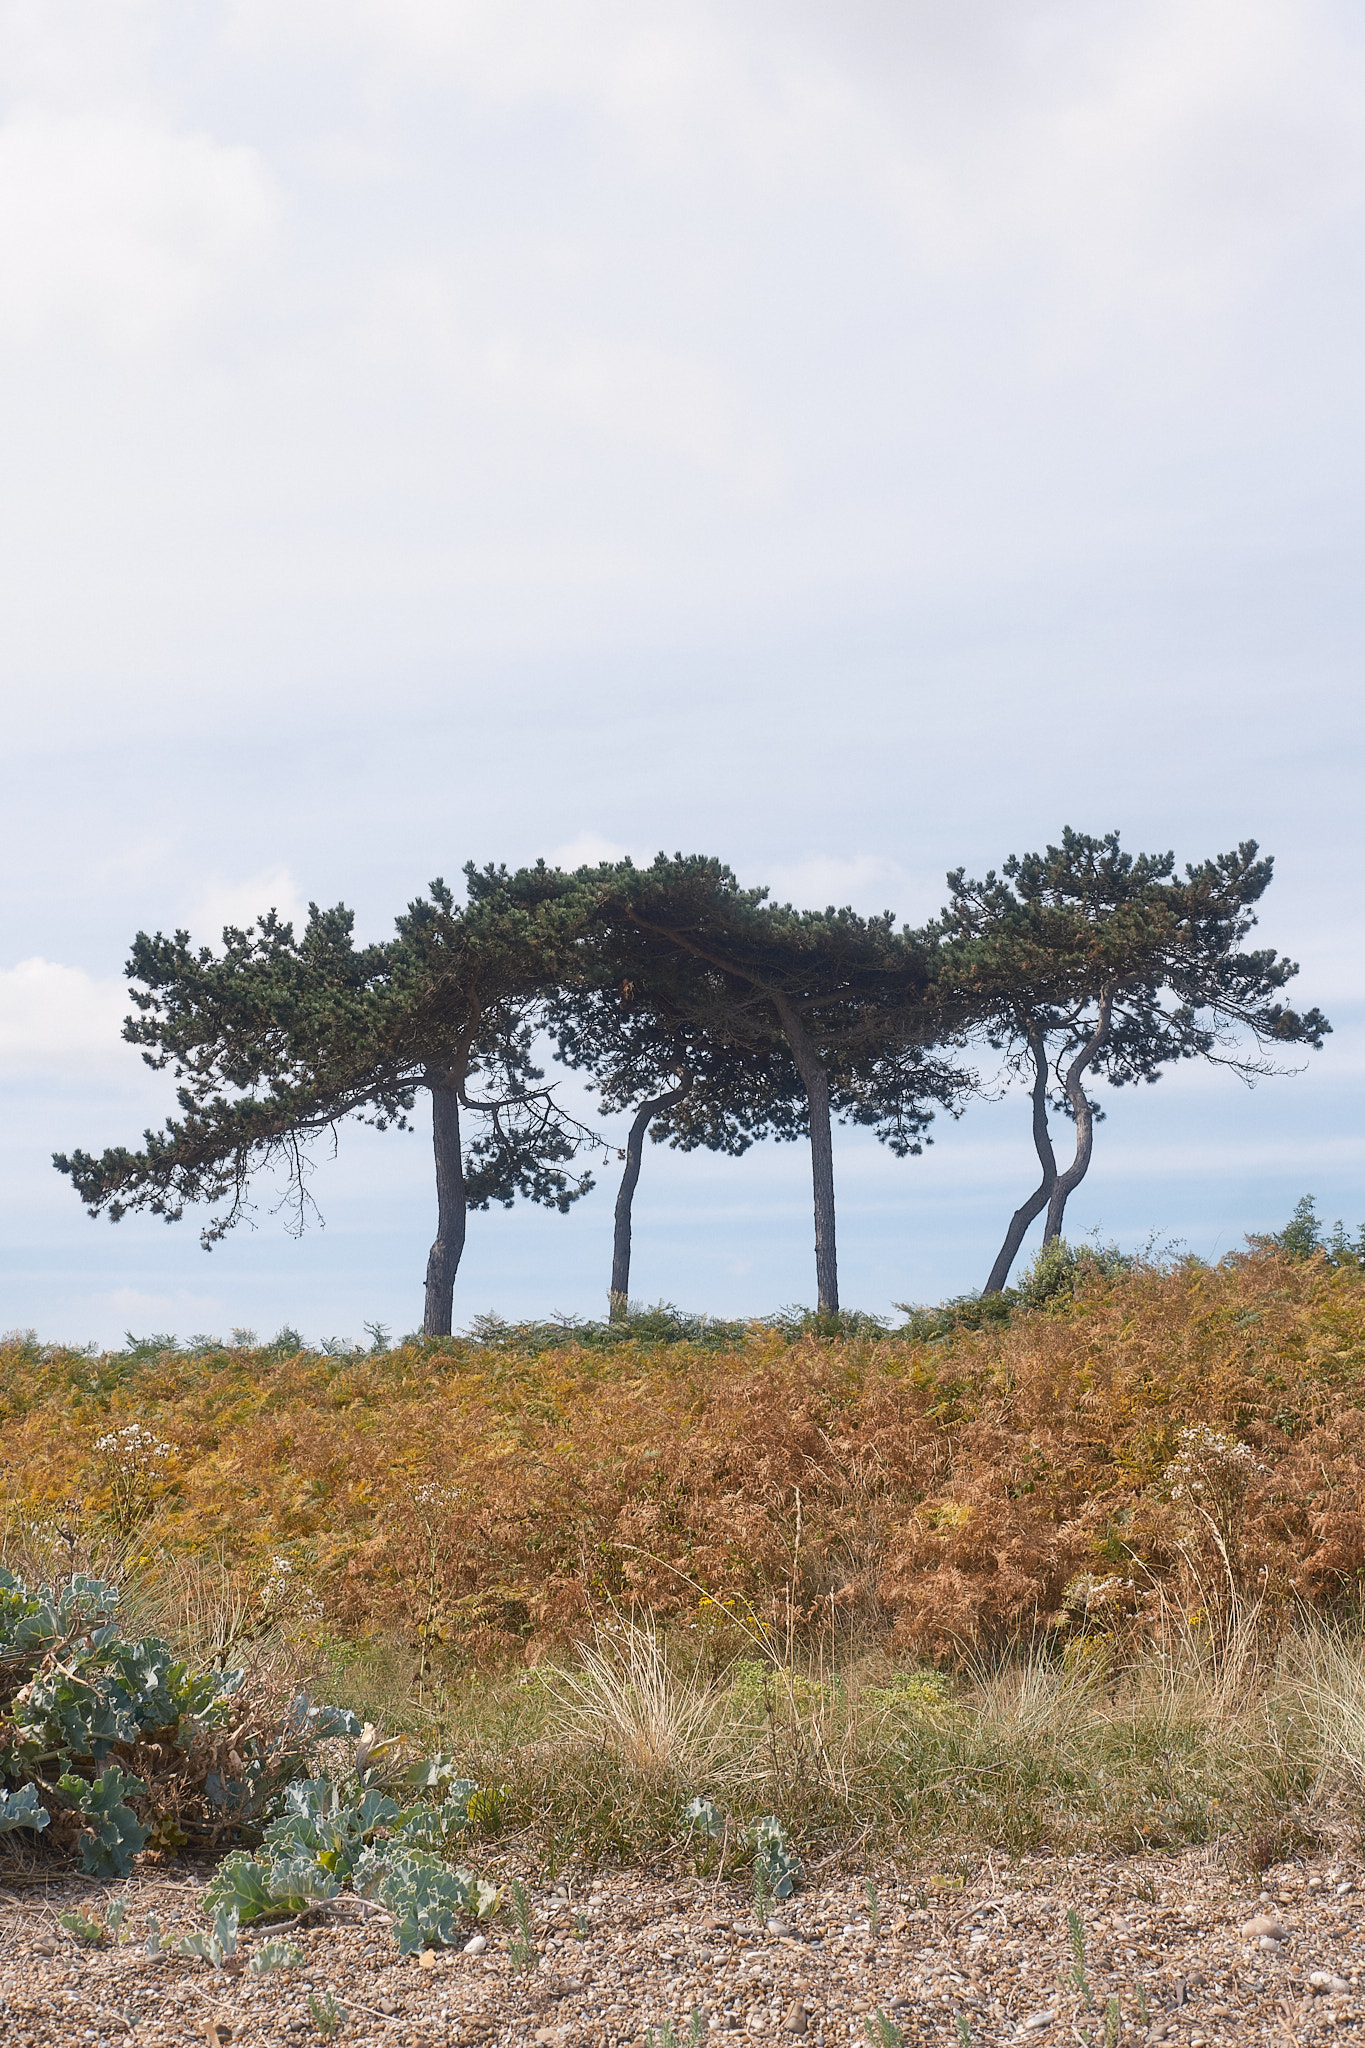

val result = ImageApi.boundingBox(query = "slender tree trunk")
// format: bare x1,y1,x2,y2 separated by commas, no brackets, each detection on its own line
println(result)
424,1077,467,1336
983,1026,1058,1295
771,993,839,1314
1043,990,1115,1243
609,1076,689,1320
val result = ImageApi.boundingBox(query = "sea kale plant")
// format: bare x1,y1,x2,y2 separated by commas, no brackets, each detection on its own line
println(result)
0,1565,358,1876
201,1770,500,1957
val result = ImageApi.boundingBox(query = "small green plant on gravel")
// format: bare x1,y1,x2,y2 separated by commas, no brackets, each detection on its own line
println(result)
752,1852,773,1927
954,2018,974,2048
57,1895,130,1946
645,2010,706,2048
752,1815,801,1900
1103,1994,1121,2046
682,1794,723,1838
864,1878,880,1938
308,1988,346,2037
56,1906,109,1945
506,1876,537,1973
682,1793,725,1875
200,1774,499,1957
248,1938,307,1973
174,1901,240,1965
465,1783,508,1834
864,2009,905,2048
1065,1906,1093,2008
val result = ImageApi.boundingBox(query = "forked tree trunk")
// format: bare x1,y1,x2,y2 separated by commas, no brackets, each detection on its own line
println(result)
983,1026,1057,1295
423,1078,467,1336
1043,991,1115,1243
771,994,838,1315
609,1075,690,1321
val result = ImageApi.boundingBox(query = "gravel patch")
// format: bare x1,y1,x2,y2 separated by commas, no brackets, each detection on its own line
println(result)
2,1848,1363,2046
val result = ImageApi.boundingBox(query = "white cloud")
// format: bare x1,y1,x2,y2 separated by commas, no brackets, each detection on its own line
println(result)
0,958,137,1080
226,0,1365,346
92,1285,226,1335
188,868,309,946
544,832,632,871
764,854,910,915
0,108,278,346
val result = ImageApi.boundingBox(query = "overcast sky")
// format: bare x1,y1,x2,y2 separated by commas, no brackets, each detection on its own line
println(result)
3,0,1363,1346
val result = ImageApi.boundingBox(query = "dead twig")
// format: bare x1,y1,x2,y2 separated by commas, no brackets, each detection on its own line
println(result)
807,1826,872,1876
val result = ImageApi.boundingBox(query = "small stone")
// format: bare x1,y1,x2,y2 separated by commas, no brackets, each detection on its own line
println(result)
463,1934,488,1956
1308,1971,1351,1995
766,1920,791,1938
782,2005,807,2035
1021,2011,1057,2032
1337,1882,1354,1898
1241,1914,1290,1941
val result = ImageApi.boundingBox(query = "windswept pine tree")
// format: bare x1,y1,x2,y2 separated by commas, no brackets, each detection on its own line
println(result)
570,853,966,1313
932,830,1330,1293
54,866,600,1336
547,945,807,1316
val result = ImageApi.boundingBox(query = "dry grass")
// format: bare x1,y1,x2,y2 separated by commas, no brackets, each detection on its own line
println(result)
280,1605,1361,1872
539,1619,723,1778
1291,1622,1365,1800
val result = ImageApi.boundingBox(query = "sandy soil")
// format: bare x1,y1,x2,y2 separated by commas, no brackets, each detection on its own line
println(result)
1,1846,1362,2047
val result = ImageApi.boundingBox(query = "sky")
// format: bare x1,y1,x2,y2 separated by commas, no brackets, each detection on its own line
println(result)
2,0,1363,1347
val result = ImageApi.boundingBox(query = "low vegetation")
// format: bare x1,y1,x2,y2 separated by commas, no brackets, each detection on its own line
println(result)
4,1239,1365,1661
3,1226,1365,1890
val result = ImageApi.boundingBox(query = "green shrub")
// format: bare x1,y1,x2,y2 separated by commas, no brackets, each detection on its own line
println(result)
1253,1194,1365,1268
0,1564,360,1873
201,1773,500,1955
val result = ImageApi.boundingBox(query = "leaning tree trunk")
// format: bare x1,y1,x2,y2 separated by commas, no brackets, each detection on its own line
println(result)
983,1025,1058,1295
609,1076,690,1322
423,1076,467,1336
1043,991,1115,1243
771,993,839,1315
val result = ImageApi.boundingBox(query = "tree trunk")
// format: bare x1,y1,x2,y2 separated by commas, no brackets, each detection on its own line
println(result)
771,994,839,1314
1043,991,1115,1243
983,1026,1057,1295
423,1077,467,1336
609,1077,689,1320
